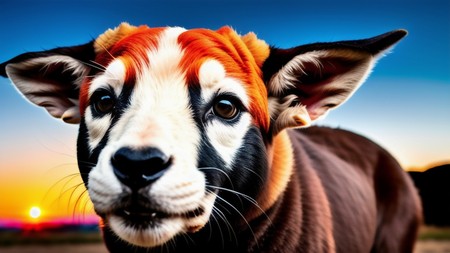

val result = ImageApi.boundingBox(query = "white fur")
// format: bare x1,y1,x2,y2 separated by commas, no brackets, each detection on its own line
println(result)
109,215,184,246
86,27,218,247
198,59,252,167
88,145,123,212
85,60,126,151
206,113,251,167
88,59,126,97
199,59,250,107
84,108,112,151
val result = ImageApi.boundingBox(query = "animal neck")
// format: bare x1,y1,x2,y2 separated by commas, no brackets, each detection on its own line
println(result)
247,130,295,221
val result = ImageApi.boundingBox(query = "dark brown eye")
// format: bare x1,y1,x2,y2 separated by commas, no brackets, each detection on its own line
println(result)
92,89,116,115
213,99,239,119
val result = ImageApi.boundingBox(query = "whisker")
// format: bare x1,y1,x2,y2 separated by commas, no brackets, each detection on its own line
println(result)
213,205,238,247
79,59,106,72
42,173,80,202
207,185,272,228
66,183,88,214
77,159,97,167
210,208,226,249
179,232,195,250
212,192,259,248
207,185,258,206
202,189,230,248
33,136,77,160
79,59,121,83
198,167,235,190
97,42,116,61
44,180,85,216
85,58,123,82
73,189,89,222
75,195,89,222
240,167,265,185
61,174,83,194
83,74,106,79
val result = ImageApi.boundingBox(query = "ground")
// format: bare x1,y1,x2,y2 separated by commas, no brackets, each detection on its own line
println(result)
1,226,450,252
0,241,449,253
0,244,107,253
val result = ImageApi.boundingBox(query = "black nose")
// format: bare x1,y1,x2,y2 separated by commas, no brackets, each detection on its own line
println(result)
111,147,171,189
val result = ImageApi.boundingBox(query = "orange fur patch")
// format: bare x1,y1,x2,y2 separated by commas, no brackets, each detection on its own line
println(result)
178,27,270,131
79,26,165,114
94,22,140,54
241,32,270,68
248,130,294,220
81,25,272,132
79,77,92,115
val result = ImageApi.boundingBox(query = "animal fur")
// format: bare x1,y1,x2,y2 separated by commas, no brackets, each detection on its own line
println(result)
0,23,421,252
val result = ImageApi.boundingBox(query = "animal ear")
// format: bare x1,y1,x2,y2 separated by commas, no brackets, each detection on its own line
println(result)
263,30,407,135
0,42,95,124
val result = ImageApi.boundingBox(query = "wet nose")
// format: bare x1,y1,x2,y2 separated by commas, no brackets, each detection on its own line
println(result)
111,147,171,190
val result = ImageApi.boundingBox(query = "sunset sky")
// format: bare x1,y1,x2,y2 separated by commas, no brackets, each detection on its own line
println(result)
0,0,449,223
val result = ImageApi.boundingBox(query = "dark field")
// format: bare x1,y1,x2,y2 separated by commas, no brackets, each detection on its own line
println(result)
1,226,449,253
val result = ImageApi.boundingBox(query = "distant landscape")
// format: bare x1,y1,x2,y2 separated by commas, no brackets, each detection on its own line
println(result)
0,163,449,252
1,223,450,253
0,221,101,246
0,220,107,252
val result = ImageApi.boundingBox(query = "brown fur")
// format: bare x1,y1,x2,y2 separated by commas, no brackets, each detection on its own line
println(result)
244,126,421,252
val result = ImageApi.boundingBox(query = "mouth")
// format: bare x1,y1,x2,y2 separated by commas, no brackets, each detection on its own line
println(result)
110,205,206,229
113,207,170,229
88,165,216,247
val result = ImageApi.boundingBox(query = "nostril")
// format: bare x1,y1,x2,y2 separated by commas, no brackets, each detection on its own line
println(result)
111,147,171,189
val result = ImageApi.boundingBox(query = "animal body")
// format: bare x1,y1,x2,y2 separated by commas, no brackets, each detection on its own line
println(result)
0,23,421,252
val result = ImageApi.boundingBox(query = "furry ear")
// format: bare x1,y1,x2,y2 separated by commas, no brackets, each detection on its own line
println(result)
0,23,139,124
94,22,139,54
263,30,407,135
0,42,95,123
241,32,271,68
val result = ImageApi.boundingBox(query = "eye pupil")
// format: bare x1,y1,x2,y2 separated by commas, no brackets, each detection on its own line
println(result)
92,90,116,115
213,99,238,119
98,95,114,112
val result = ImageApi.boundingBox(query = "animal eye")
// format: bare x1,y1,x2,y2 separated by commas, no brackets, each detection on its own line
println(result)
92,89,116,115
213,99,239,120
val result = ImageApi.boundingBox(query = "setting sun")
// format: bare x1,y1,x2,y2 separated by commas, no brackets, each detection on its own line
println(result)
29,207,41,219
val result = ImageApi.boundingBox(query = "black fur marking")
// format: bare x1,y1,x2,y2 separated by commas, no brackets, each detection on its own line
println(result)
228,126,268,200
77,83,134,187
187,83,269,246
77,118,94,185
188,84,227,186
0,41,95,78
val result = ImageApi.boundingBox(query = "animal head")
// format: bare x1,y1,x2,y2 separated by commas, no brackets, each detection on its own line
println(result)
0,23,406,248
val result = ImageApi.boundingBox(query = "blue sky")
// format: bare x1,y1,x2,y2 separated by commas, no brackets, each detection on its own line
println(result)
0,0,449,179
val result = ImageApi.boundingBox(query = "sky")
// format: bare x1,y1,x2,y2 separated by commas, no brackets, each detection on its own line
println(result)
0,0,449,223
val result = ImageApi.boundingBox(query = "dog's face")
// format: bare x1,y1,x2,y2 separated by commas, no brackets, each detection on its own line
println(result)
78,25,272,246
0,23,405,248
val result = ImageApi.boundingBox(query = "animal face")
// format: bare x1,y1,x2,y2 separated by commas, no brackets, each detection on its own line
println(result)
78,26,271,246
0,23,406,248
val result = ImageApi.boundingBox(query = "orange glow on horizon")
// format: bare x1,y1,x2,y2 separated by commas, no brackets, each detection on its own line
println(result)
406,160,450,172
0,157,97,223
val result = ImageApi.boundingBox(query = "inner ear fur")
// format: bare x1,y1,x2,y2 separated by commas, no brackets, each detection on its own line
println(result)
263,30,407,135
0,42,95,123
